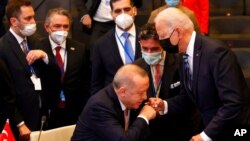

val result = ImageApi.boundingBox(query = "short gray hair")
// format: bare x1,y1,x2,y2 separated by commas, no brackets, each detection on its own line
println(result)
44,8,71,26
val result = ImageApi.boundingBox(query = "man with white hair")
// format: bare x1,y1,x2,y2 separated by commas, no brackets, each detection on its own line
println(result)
151,7,250,141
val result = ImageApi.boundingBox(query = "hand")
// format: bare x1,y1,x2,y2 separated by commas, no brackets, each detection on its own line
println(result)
81,15,92,28
26,50,47,65
147,98,165,112
139,104,156,121
18,124,31,141
190,134,204,141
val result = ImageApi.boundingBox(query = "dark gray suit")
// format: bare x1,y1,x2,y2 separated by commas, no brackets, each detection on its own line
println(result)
91,28,141,95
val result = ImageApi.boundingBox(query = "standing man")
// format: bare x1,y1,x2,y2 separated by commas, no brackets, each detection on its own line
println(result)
71,64,156,141
0,0,51,140
134,23,195,141
153,8,250,141
91,0,141,95
78,0,142,48
41,8,90,129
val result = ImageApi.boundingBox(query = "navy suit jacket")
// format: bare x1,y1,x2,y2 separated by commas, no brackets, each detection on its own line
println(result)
71,84,150,141
134,54,194,141
91,27,141,95
0,31,51,130
40,38,90,123
167,34,249,139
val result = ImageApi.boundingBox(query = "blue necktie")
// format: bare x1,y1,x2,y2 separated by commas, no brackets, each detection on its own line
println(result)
183,54,192,90
122,32,134,64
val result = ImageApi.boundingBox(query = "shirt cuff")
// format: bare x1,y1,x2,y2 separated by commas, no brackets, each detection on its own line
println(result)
159,100,168,115
137,115,149,125
42,53,49,64
17,121,25,127
200,131,212,141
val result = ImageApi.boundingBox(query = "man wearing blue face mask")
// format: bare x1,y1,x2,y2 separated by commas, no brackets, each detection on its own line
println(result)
41,8,91,129
134,23,197,141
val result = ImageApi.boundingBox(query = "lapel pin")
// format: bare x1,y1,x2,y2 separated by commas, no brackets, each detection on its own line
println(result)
70,47,75,51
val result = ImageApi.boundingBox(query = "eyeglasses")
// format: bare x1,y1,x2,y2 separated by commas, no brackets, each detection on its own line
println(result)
113,7,132,14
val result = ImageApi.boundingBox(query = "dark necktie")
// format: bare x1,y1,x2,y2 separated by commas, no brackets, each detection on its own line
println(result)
55,46,64,80
122,32,134,64
183,54,192,90
124,108,129,131
21,39,29,55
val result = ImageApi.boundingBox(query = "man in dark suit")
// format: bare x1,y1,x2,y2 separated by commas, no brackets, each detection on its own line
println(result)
78,0,142,47
91,0,141,95
134,23,195,141
72,64,156,141
41,8,90,129
0,0,52,140
152,8,250,141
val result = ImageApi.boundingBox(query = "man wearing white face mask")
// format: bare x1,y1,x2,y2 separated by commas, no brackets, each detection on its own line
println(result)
134,23,195,141
41,8,90,129
0,0,51,140
91,0,141,95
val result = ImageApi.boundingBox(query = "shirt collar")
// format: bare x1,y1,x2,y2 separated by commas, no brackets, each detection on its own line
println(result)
118,99,127,111
186,31,196,58
115,24,136,38
9,28,26,44
49,36,66,50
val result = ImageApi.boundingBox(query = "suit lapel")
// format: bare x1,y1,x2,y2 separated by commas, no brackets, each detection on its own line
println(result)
192,34,202,98
134,27,141,60
110,29,124,65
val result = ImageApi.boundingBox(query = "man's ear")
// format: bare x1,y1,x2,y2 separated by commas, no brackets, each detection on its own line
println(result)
117,87,126,97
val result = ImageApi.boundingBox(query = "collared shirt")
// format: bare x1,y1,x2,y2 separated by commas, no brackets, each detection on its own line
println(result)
93,0,113,22
49,36,67,71
115,24,136,64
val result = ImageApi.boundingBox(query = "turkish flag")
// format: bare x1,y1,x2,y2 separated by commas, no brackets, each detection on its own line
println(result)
0,119,15,141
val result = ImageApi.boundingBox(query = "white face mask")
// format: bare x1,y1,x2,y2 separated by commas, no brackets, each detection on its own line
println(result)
50,31,68,45
20,23,36,36
142,51,162,65
115,13,133,30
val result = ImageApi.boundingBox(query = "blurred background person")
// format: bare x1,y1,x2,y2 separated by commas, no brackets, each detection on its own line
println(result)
71,64,156,141
41,8,90,129
0,0,8,37
91,0,141,95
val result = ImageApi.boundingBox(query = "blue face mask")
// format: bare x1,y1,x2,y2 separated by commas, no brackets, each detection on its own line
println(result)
165,0,180,7
142,51,162,65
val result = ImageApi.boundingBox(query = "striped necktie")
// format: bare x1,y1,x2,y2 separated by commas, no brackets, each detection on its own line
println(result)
183,54,192,90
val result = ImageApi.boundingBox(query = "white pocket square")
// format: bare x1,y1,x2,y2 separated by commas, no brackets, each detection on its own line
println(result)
170,81,180,89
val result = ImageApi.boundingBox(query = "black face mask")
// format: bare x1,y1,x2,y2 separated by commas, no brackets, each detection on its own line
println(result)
159,29,179,53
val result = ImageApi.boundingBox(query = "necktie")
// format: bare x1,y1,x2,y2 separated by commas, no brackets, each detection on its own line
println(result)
124,108,129,131
122,32,134,64
154,64,161,87
183,54,192,90
55,46,64,79
21,40,29,55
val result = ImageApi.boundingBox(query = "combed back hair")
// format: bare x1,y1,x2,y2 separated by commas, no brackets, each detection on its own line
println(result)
113,64,148,89
155,7,194,32
6,0,32,23
44,8,72,26
110,0,134,10
138,23,159,40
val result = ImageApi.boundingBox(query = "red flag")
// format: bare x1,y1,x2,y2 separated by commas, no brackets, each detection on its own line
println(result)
0,119,15,141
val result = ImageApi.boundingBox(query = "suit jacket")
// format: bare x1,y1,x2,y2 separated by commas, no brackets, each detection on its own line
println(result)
167,34,249,139
182,0,209,34
134,54,194,141
0,58,18,131
91,27,141,95
71,84,150,141
0,0,7,37
148,5,200,33
40,38,90,127
0,31,51,131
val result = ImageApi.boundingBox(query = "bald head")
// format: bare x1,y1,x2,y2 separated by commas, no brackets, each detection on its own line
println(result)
113,64,148,89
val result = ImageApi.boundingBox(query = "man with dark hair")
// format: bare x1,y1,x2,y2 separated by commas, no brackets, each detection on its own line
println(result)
91,0,141,95
134,23,195,141
0,0,51,140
